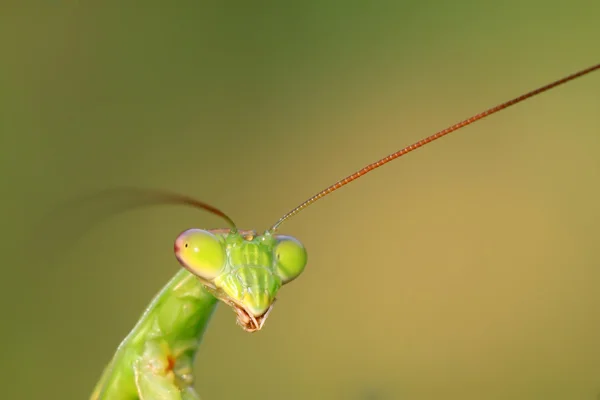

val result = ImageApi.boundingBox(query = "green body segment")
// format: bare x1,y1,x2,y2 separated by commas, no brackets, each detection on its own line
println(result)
90,229,307,399
90,268,218,400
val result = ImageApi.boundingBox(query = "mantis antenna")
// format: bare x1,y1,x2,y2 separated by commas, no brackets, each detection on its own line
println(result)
267,63,600,233
55,187,237,230
36,187,237,269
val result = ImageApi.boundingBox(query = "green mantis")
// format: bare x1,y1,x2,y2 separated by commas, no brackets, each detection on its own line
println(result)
88,63,599,399
90,227,305,399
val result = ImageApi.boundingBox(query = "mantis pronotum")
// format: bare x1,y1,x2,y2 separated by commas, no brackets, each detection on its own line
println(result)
86,63,599,399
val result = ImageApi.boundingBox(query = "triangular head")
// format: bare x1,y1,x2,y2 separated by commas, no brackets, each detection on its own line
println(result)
174,228,306,332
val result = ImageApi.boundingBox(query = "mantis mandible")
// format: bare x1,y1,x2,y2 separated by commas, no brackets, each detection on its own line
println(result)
86,63,599,399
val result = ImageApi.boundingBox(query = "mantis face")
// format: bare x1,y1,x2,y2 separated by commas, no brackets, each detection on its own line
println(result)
174,229,307,332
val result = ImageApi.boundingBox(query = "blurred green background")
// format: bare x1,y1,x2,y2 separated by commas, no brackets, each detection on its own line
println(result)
2,1,600,399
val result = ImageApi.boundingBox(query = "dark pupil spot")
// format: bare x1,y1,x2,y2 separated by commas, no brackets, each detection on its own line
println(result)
185,243,188,248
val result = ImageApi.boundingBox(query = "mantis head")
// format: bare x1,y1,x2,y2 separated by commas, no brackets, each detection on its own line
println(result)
174,228,307,332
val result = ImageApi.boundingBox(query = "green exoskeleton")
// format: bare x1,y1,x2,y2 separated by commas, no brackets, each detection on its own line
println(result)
89,63,599,399
90,225,306,399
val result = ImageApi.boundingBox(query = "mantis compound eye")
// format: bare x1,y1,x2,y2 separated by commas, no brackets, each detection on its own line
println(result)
174,229,226,280
273,235,307,284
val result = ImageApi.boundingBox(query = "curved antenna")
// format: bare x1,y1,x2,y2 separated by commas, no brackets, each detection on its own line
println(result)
32,187,237,270
64,187,237,230
268,63,600,233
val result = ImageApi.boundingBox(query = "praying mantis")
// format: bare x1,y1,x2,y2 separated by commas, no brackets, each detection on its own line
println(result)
86,63,599,399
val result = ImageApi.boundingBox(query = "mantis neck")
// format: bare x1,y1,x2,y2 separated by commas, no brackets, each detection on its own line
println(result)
91,269,219,399
129,268,218,349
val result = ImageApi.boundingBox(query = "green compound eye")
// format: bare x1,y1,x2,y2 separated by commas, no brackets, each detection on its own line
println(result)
174,229,226,281
273,235,307,284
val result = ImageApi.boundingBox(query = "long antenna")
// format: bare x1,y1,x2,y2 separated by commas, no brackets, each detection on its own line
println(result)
268,63,600,233
35,187,237,269
43,187,237,234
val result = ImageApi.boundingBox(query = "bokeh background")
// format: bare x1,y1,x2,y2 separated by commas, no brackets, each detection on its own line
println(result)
2,2,600,399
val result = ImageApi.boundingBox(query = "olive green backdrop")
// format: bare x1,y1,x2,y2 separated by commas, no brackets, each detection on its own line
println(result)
2,2,599,399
